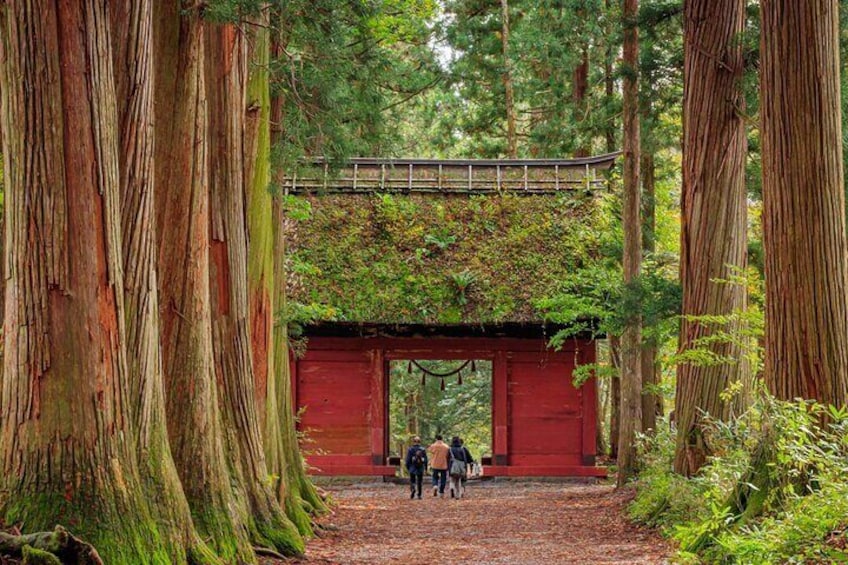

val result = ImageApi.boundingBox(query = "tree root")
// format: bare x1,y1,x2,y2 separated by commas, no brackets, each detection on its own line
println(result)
0,526,102,564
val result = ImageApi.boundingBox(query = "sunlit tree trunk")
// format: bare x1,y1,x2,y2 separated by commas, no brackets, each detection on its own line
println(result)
153,4,256,562
674,0,749,477
760,0,848,408
0,2,167,560
111,2,216,561
206,23,304,555
617,0,642,487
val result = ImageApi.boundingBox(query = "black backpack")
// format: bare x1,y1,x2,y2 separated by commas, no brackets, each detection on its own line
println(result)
411,447,425,468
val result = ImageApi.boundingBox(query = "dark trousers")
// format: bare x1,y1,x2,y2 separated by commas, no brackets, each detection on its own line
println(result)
431,469,447,493
409,471,424,497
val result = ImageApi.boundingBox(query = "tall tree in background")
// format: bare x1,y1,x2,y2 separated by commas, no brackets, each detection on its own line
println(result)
760,0,848,408
0,1,169,559
674,0,748,477
500,0,518,157
617,0,642,487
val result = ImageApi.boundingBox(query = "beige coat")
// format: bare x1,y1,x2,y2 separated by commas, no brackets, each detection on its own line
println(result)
428,440,450,470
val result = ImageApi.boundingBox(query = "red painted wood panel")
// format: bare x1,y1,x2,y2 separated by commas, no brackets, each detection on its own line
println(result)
296,335,600,477
298,354,372,456
508,357,583,465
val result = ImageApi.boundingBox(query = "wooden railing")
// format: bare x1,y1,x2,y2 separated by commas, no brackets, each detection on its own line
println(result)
282,153,620,195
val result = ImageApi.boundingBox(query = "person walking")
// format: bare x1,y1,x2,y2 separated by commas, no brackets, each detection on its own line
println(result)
447,436,468,499
459,438,475,497
427,434,450,497
405,436,428,499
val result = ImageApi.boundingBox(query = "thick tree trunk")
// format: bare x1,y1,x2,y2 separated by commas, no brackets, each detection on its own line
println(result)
617,0,642,487
674,0,749,477
110,3,216,562
500,0,518,158
269,32,328,525
0,2,168,561
760,0,848,407
152,4,255,562
245,11,286,505
205,23,304,556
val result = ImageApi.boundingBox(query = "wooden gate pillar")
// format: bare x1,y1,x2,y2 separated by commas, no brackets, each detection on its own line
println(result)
492,350,509,466
370,348,387,466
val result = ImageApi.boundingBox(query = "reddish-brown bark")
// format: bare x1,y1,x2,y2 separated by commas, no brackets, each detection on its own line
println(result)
760,0,848,408
206,23,304,554
0,1,166,560
111,2,215,560
153,4,254,561
617,0,642,487
674,0,748,476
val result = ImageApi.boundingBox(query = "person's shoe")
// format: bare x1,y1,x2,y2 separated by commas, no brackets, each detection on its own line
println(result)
440,492,445,498
433,486,438,496
450,489,455,498
410,490,415,499
417,494,422,499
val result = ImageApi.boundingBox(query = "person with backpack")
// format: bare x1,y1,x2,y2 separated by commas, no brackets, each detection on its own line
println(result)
405,436,428,499
459,437,475,495
447,436,469,499
427,434,450,497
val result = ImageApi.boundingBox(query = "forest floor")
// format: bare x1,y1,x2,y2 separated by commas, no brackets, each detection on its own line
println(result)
274,479,671,564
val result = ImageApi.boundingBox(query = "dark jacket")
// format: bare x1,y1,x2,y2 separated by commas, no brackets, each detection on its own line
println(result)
447,444,473,468
405,444,428,474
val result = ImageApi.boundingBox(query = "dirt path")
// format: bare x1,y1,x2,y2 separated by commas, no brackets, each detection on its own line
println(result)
286,480,670,564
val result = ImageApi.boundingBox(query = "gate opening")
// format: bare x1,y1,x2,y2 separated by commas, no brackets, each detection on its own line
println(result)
388,359,492,474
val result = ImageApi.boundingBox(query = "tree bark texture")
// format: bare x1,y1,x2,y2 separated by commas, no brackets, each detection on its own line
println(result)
152,4,255,561
760,0,848,408
617,0,642,487
609,337,621,459
572,48,590,158
110,3,216,561
674,0,749,477
0,2,169,561
269,54,328,525
500,0,518,158
245,11,286,505
205,23,304,555
640,150,660,433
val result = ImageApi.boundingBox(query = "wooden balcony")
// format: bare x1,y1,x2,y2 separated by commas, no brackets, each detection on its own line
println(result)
283,153,620,195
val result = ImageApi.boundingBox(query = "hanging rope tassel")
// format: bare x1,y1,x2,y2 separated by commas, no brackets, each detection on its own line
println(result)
457,372,463,385
471,360,476,373
440,378,446,391
408,361,413,374
421,373,426,386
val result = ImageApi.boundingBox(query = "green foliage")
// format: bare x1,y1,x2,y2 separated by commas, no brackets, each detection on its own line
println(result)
631,397,848,563
287,192,605,324
388,360,492,460
271,0,442,168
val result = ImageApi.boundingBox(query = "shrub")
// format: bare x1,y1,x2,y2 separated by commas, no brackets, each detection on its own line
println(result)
630,397,848,564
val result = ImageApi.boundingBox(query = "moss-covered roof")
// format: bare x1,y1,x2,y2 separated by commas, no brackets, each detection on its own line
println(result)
286,191,608,325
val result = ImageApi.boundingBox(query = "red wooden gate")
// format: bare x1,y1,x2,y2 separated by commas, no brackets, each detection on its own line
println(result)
293,327,604,477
